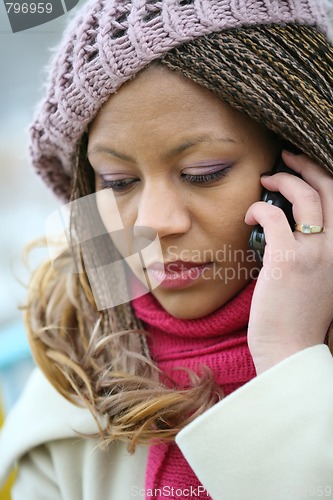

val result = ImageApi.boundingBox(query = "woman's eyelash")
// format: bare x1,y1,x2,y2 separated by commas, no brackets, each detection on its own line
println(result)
99,178,138,191
181,166,231,184
99,166,231,192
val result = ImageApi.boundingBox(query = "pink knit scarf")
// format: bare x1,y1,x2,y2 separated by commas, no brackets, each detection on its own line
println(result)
132,281,257,500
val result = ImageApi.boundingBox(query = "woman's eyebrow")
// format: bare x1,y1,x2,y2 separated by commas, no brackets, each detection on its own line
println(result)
88,136,236,162
88,146,135,162
165,136,236,158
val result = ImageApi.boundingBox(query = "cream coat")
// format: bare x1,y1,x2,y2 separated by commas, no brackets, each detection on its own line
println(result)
1,345,333,500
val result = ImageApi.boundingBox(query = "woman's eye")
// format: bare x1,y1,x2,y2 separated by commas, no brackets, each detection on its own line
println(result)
182,165,231,185
99,177,138,192
98,164,231,191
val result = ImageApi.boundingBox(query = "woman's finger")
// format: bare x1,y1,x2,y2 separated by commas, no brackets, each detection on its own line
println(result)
259,171,324,232
245,201,295,252
281,151,333,231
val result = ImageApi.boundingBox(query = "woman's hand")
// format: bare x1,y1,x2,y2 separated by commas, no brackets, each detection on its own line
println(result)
245,151,333,374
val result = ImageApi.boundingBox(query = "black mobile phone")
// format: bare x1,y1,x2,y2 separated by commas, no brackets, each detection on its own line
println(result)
248,153,300,259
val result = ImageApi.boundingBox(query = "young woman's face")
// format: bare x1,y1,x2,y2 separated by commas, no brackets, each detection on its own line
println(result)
88,66,278,319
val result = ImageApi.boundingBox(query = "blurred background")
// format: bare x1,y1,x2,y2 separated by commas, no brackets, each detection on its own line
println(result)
0,1,86,417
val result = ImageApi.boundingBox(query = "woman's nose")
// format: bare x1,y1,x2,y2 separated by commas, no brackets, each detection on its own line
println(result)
134,182,191,239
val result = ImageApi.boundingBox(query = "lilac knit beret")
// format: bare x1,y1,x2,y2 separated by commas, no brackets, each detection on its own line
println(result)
30,0,332,200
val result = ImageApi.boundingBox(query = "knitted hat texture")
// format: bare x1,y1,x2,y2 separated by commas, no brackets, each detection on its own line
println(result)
30,0,332,200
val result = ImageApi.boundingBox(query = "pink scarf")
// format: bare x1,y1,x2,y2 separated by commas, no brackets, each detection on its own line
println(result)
132,280,257,499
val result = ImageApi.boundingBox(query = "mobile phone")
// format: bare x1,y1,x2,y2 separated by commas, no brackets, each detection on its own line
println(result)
248,152,300,260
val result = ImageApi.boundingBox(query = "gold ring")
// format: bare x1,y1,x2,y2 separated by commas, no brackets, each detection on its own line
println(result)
294,224,325,234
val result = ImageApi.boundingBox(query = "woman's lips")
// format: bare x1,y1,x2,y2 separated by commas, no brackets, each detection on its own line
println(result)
146,260,213,289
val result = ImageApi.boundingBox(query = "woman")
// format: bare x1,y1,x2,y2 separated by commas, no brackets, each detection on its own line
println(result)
0,0,333,498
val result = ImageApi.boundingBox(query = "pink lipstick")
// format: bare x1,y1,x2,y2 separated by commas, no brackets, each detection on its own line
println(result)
147,260,212,289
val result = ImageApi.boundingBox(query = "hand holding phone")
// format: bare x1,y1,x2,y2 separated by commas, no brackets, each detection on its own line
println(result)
248,152,301,259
